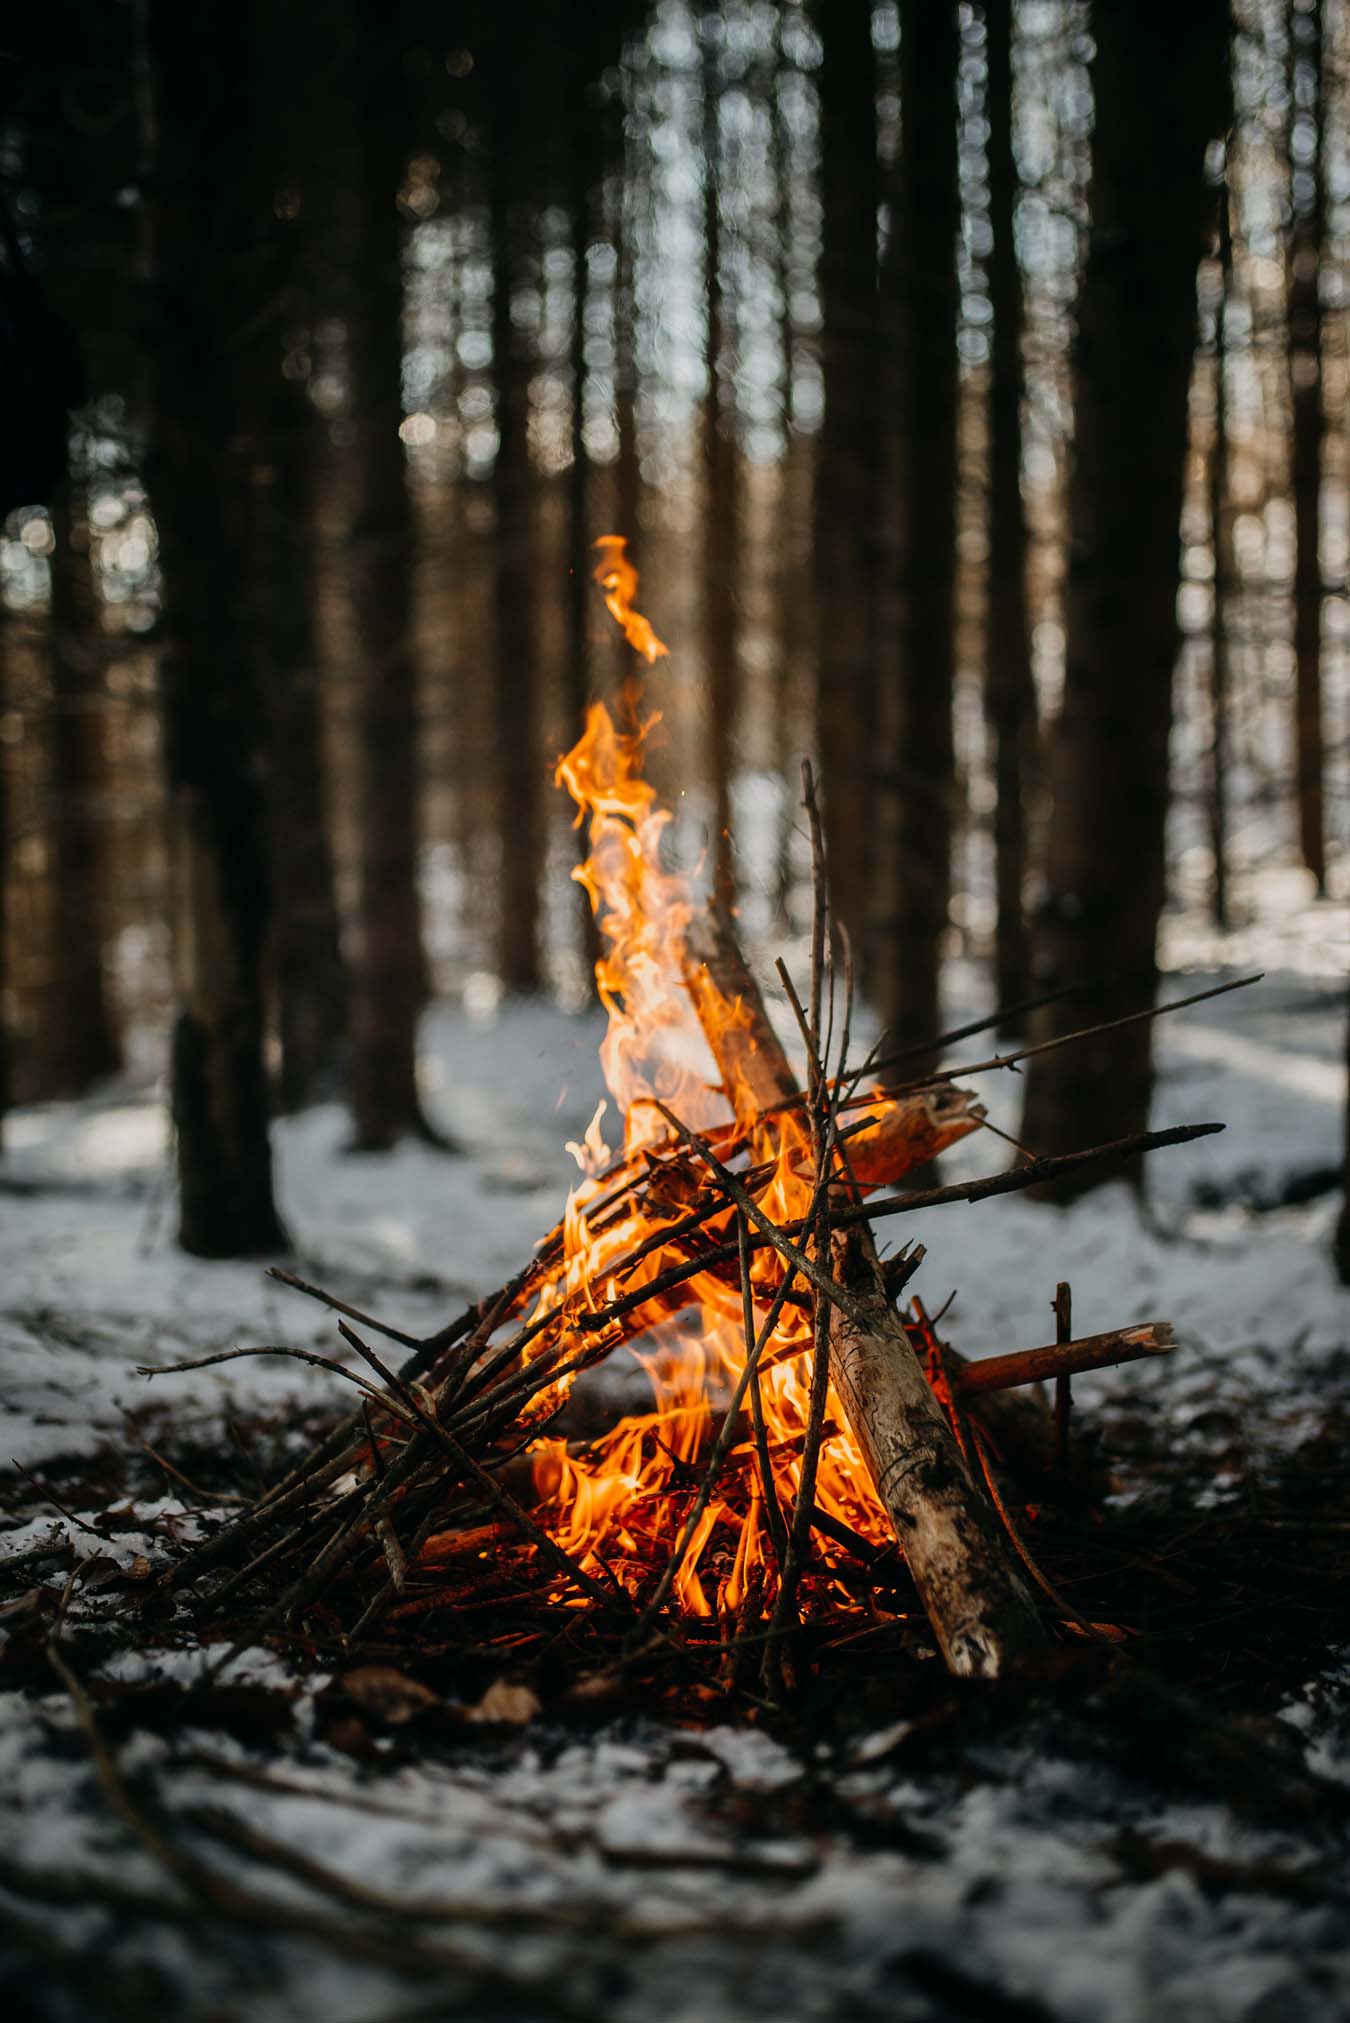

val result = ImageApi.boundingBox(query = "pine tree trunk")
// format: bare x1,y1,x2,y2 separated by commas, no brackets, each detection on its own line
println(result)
140,0,286,1256
1209,138,1234,932
47,491,119,1092
1289,0,1326,895
984,0,1037,1030
771,18,809,927
1021,2,1230,1185
346,0,435,1147
254,366,349,1113
878,2,960,1053
810,0,877,965
1336,973,1350,1287
0,606,9,1145
567,112,603,984
489,92,543,997
702,37,738,906
249,2,348,1115
613,187,641,570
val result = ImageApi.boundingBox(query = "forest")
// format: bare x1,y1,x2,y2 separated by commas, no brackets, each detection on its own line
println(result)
0,4,1348,2022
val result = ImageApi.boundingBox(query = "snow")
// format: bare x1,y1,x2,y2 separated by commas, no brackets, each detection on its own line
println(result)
1,884,1347,2018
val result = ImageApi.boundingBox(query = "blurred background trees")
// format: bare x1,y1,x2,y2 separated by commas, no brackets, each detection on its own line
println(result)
0,0,1345,1253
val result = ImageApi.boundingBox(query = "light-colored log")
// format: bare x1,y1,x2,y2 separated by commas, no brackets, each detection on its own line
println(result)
827,1222,1047,1673
959,1322,1175,1397
681,901,1047,1675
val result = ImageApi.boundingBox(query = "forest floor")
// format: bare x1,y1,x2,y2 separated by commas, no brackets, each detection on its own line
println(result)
0,901,1347,2022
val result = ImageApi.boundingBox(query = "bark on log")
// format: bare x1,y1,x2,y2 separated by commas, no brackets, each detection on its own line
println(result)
684,907,983,1184
959,1322,1174,1397
683,905,1058,1474
827,1222,1045,1673
682,903,1047,1674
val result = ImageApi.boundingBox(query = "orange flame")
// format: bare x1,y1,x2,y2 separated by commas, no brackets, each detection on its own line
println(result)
592,536,668,663
491,541,977,1621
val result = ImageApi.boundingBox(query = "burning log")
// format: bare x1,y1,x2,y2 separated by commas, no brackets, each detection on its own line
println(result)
681,894,1046,1675
683,902,1063,1483
685,906,982,1188
824,1222,1046,1673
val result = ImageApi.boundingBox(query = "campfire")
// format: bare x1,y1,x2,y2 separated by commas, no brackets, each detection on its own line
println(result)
150,542,1232,1694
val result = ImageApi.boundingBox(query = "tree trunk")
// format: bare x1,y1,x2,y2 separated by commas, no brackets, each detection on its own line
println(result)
612,169,641,579
810,0,877,967
0,605,9,1146
702,30,738,905
1208,133,1234,932
1021,2,1230,1186
984,0,1037,1030
771,17,811,929
877,1,961,1054
47,491,119,1092
139,0,287,1255
1289,0,1326,895
1336,972,1350,1287
566,104,602,984
346,0,436,1147
489,80,543,996
255,355,349,1113
247,9,348,1113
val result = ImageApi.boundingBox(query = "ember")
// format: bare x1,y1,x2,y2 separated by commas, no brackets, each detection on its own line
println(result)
148,542,1231,1693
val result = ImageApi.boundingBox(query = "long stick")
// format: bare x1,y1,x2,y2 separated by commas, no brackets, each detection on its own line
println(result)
956,1322,1175,1396
847,972,1262,1102
676,883,1046,1677
862,973,1112,1077
571,1121,1222,1335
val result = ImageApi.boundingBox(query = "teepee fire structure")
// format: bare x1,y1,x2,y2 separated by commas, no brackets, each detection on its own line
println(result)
149,541,1228,1693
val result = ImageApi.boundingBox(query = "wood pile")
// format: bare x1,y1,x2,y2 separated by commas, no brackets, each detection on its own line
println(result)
143,762,1227,1702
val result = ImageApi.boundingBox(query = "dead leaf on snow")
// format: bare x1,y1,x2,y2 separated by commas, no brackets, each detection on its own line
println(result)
465,1678,541,1726
340,1664,439,1726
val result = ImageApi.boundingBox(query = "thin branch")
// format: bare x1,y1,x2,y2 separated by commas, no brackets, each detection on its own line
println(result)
266,1267,425,1350
844,972,1263,1102
739,1212,789,1572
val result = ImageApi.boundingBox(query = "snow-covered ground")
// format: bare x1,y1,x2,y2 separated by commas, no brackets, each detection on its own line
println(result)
0,924,1343,1469
1,886,1347,2021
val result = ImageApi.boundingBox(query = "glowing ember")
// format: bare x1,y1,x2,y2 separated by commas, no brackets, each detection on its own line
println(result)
516,537,977,1619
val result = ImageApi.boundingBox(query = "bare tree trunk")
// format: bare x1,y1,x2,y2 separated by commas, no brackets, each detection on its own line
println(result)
47,491,119,1092
810,0,877,966
771,13,806,928
1289,0,1326,895
346,0,436,1147
613,170,641,567
0,606,8,1146
1020,2,1230,1187
247,11,348,1112
566,108,602,985
702,27,738,905
984,0,1037,1030
1336,973,1350,1286
139,0,286,1255
489,86,543,997
1208,134,1234,932
256,368,349,1113
878,1,960,1053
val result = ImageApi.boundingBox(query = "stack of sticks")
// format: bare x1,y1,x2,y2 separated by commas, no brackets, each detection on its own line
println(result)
145,768,1240,1693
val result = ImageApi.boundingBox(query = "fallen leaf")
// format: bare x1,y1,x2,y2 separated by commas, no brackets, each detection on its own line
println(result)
340,1664,439,1726
465,1679,541,1726
323,1714,375,1759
